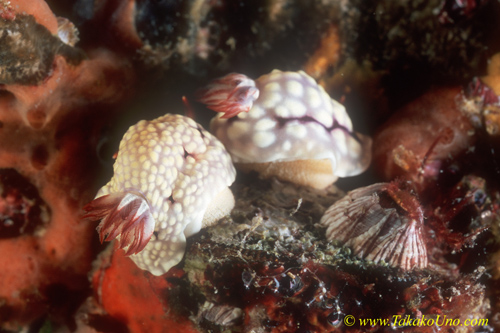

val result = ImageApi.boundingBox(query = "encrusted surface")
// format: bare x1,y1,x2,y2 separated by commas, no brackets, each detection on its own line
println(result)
339,0,497,81
0,169,50,238
175,178,490,332
0,14,84,85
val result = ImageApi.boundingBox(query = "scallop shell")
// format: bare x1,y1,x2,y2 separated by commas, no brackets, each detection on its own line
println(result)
319,182,428,270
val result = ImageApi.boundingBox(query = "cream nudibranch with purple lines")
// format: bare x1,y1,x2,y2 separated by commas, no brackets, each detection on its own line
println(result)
198,69,372,189
83,114,236,276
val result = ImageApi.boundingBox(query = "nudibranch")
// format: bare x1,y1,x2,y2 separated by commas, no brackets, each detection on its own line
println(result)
197,70,372,189
319,182,428,270
84,114,236,276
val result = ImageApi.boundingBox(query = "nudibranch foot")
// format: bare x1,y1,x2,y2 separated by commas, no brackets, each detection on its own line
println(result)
83,114,236,276
204,69,372,189
83,191,154,255
200,187,235,228
196,73,259,119
236,159,338,190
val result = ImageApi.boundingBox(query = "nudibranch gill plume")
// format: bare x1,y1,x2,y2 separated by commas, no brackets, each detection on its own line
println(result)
84,114,236,276
197,70,372,189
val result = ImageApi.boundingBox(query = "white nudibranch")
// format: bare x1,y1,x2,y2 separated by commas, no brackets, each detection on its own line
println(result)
197,69,372,189
83,114,236,276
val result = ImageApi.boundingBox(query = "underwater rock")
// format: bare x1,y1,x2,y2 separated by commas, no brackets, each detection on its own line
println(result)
0,0,136,329
372,86,476,195
72,0,340,75
1,0,500,331
339,0,498,81
182,178,491,332
82,177,492,332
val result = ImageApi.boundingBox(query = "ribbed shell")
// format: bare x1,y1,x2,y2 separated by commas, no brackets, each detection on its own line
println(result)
319,183,428,270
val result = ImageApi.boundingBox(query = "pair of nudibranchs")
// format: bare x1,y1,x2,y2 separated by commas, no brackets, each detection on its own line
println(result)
84,69,377,276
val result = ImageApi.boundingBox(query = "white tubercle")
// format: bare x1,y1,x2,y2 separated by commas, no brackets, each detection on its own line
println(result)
210,69,372,178
84,114,236,276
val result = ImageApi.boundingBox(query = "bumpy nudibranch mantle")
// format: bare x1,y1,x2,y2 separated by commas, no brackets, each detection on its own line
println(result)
198,70,372,189
319,182,428,270
84,114,236,276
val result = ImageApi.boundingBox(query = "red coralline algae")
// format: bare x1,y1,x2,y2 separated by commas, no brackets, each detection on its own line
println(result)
372,87,476,195
8,0,58,33
0,0,136,328
0,169,50,239
86,246,197,333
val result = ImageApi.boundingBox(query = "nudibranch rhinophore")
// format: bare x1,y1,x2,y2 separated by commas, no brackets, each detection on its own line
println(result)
319,182,428,270
197,70,372,189
84,114,236,276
